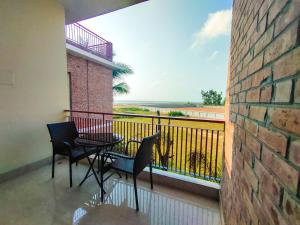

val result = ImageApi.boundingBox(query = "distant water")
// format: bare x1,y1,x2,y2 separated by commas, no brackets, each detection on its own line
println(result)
114,100,200,105
113,100,202,108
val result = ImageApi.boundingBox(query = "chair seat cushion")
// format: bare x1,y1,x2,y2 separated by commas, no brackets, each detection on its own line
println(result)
110,157,134,174
70,146,99,161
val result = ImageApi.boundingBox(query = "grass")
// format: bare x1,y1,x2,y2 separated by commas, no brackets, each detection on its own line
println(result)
112,106,224,181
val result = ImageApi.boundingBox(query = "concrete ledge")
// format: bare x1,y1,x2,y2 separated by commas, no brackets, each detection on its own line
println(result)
0,156,53,184
80,158,220,201
66,43,121,70
139,168,220,201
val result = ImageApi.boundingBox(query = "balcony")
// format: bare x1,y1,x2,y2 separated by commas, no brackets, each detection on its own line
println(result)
65,23,113,61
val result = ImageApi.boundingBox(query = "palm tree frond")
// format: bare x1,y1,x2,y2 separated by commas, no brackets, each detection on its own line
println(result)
113,82,129,95
113,63,133,79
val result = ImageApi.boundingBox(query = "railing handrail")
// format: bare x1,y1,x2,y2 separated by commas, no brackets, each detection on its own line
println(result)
65,23,113,61
72,23,111,44
64,109,225,124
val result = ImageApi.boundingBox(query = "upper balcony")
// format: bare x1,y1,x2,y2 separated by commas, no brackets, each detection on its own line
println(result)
65,23,113,61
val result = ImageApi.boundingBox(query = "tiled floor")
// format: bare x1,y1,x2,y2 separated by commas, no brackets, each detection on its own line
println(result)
0,160,220,225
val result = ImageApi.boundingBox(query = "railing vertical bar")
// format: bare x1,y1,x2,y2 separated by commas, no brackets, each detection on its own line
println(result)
209,130,214,180
189,128,193,175
175,126,179,173
215,131,220,181
204,130,208,179
179,127,183,173
184,127,188,175
171,126,174,172
194,129,198,177
198,129,203,177
133,122,136,156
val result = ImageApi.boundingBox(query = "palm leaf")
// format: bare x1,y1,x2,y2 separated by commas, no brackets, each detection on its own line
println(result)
113,82,129,95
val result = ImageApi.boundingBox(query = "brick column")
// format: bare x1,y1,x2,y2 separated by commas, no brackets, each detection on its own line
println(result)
221,0,300,224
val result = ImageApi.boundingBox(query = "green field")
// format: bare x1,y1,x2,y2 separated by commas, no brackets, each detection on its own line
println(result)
112,106,224,181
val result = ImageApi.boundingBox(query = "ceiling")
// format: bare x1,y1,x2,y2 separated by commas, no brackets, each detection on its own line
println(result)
58,0,147,24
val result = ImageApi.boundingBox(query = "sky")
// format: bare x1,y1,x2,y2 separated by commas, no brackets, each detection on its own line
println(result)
80,0,233,102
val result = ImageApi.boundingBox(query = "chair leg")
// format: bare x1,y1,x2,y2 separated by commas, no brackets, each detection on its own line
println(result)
76,161,78,166
52,154,55,178
100,156,104,202
150,163,153,189
133,176,139,211
125,173,128,180
69,161,73,188
97,153,100,172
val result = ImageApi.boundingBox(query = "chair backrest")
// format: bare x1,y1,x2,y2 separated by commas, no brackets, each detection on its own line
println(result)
133,132,160,175
47,121,79,154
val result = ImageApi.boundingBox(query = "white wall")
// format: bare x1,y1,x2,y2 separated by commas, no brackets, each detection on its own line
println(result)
0,0,69,174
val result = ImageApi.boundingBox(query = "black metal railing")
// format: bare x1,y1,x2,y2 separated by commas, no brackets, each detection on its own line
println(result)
64,110,225,182
65,23,113,61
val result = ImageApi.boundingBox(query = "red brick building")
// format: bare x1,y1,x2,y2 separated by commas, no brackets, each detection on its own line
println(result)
65,23,119,117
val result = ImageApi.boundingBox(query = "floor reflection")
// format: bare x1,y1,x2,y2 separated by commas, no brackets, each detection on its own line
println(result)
0,161,220,225
74,179,220,225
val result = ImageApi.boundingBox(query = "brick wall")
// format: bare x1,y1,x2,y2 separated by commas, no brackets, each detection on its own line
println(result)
221,0,300,225
67,53,113,118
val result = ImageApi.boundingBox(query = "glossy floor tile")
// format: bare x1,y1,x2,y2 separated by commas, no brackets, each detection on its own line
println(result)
0,160,220,225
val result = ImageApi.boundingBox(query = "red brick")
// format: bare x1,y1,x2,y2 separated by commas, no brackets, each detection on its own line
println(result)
242,145,253,167
264,21,298,65
269,108,300,137
254,24,274,56
258,126,288,156
258,0,271,21
67,54,113,116
295,79,300,103
239,66,249,80
230,112,237,122
239,91,246,103
239,104,249,116
234,83,242,93
274,1,300,36
274,80,292,103
245,118,258,136
249,106,266,122
231,104,239,113
288,140,300,167
238,126,246,142
273,47,300,80
258,189,289,225
260,85,273,103
237,114,245,127
248,53,264,75
241,77,252,91
243,50,253,66
268,0,289,26
246,88,260,102
246,133,261,158
253,194,274,225
262,145,299,193
252,67,272,88
244,161,259,192
254,160,281,205
282,190,300,225
251,15,267,45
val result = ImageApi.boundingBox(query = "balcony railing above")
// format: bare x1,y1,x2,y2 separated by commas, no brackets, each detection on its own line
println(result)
64,110,225,183
65,23,113,61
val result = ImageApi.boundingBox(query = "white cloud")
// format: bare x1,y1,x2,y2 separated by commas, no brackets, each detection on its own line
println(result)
208,50,219,61
191,9,232,49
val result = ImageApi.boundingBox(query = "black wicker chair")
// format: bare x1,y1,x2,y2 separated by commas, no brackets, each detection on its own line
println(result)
101,132,160,211
47,121,97,187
